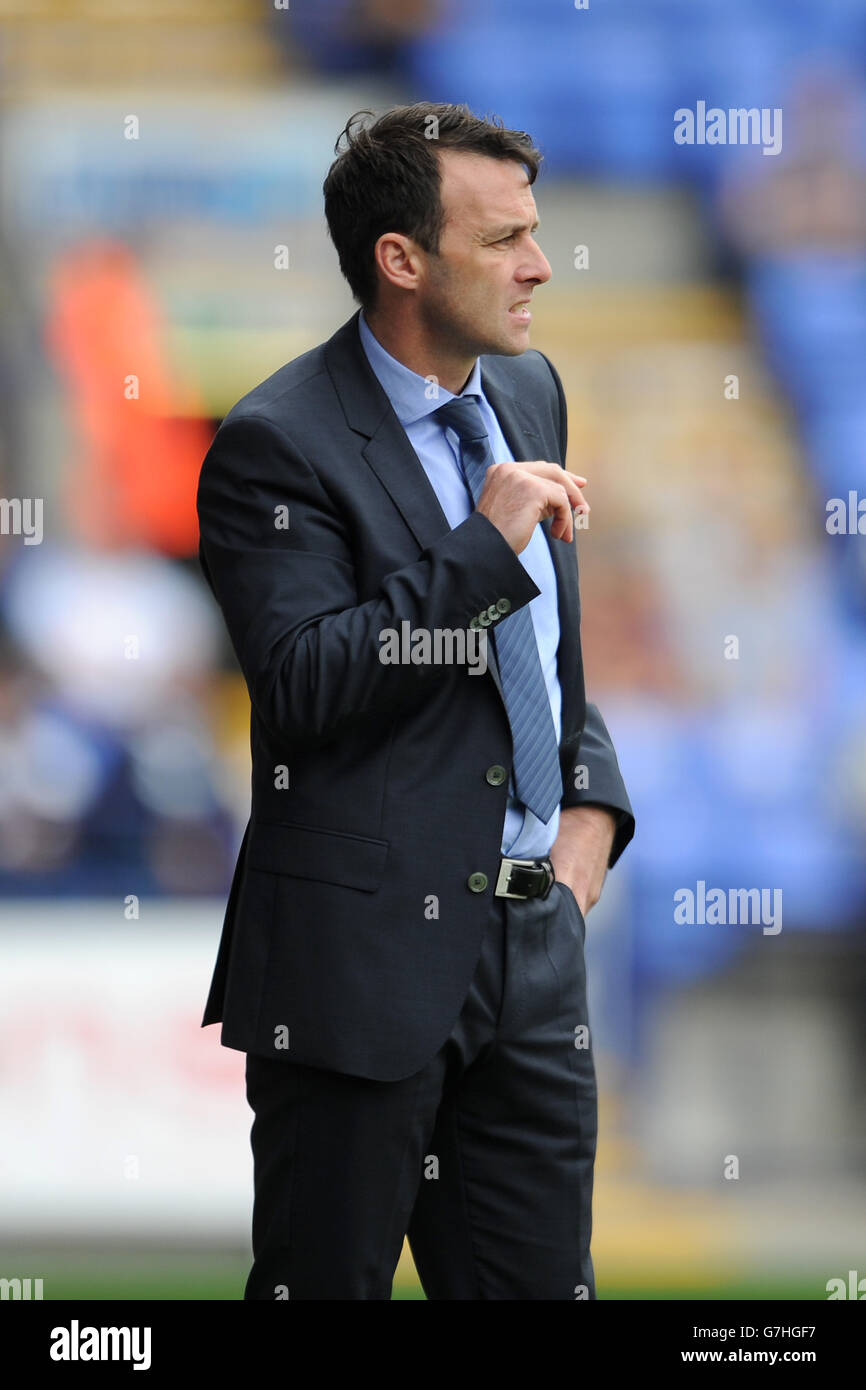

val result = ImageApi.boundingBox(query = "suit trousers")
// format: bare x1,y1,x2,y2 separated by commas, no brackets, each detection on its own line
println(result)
242,877,598,1300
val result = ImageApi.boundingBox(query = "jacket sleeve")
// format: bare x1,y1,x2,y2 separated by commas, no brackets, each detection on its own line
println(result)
561,703,635,869
196,412,540,747
540,351,636,870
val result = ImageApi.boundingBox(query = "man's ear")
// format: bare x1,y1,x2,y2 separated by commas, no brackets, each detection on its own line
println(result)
373,232,422,295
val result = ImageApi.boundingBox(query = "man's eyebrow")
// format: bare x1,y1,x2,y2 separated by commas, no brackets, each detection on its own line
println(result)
482,219,540,240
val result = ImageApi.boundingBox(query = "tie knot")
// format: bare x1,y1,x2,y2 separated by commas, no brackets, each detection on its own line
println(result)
433,395,488,445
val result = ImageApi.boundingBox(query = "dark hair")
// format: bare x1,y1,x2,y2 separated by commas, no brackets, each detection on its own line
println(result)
323,102,542,310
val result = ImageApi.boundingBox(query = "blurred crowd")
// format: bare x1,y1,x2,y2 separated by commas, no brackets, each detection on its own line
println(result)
0,0,863,988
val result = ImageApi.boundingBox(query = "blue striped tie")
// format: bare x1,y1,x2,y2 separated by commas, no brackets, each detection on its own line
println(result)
434,395,563,825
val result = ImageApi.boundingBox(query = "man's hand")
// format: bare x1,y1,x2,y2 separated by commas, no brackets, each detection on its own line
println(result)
477,460,589,554
549,804,617,918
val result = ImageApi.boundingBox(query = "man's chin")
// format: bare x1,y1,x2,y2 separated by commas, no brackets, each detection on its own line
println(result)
483,328,531,358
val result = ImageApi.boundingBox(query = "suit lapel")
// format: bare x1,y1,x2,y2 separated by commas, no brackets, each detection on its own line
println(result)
325,311,453,551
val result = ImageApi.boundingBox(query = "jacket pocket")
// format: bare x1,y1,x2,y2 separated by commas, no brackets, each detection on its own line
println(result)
245,819,389,892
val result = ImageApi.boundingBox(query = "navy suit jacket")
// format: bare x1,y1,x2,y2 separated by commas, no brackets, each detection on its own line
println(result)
197,309,634,1081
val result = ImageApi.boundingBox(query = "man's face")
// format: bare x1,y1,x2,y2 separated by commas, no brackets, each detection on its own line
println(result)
416,149,552,361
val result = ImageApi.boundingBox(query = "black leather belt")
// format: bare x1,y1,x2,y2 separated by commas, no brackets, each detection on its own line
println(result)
494,856,555,900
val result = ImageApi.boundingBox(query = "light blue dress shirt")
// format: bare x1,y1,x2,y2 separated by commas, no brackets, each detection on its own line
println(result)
358,309,562,859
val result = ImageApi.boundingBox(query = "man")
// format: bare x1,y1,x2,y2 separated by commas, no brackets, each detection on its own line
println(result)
197,102,634,1300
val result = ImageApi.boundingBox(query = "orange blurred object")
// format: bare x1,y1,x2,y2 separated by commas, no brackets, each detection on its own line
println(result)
46,239,213,556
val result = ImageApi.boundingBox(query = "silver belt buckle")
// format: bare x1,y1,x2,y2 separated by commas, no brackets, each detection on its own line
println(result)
495,857,543,899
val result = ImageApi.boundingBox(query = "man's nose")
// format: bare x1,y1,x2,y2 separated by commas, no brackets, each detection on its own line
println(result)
524,245,552,285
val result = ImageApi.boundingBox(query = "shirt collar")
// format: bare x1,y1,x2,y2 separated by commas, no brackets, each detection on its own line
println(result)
358,308,484,426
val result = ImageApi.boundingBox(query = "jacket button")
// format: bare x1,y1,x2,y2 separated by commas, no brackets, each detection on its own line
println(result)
485,764,507,786
478,610,492,626
467,872,488,893
469,616,480,629
486,604,499,622
496,598,511,614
